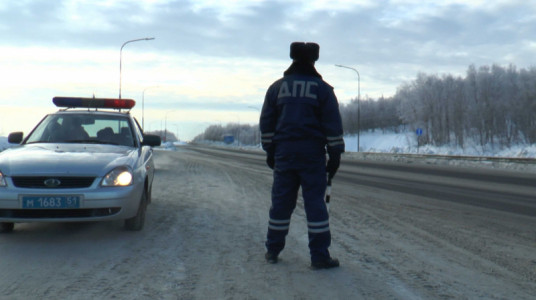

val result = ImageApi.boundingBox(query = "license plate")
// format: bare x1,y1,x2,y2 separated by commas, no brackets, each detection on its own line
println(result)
21,195,82,209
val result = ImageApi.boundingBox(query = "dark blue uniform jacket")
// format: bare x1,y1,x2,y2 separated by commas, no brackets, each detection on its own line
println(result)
260,63,345,158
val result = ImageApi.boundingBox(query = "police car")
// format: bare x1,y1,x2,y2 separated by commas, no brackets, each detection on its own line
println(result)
0,97,161,232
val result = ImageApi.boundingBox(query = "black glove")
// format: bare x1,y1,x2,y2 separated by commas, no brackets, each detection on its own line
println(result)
326,152,341,179
266,152,275,169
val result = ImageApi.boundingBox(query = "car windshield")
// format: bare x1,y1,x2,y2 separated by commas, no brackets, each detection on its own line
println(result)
25,113,136,147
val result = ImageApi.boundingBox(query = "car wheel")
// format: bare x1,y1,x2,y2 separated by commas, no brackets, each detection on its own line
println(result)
124,191,147,231
0,222,14,233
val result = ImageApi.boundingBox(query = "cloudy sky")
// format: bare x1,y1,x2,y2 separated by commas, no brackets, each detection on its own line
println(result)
1,0,535,140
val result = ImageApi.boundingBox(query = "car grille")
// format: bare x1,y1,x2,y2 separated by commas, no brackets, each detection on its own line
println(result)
0,208,121,219
11,176,96,189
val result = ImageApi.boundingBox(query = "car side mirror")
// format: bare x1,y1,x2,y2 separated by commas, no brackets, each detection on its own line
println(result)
8,132,23,144
142,134,161,147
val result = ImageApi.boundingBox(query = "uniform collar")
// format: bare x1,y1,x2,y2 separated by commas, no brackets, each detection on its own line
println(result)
284,62,322,78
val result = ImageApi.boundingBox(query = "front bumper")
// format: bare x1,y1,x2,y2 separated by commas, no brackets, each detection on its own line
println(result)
0,181,143,223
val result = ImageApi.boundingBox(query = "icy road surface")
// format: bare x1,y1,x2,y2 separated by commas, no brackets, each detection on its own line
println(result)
1,146,535,299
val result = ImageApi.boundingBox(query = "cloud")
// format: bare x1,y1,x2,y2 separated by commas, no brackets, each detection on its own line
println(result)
3,0,535,66
2,0,536,139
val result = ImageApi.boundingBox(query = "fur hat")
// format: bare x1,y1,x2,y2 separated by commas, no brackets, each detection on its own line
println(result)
290,42,319,62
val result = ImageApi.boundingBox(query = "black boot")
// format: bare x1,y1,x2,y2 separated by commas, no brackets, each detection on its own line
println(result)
265,252,279,264
311,257,339,270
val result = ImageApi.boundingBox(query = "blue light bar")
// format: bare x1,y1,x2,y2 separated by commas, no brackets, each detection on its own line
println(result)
53,97,136,109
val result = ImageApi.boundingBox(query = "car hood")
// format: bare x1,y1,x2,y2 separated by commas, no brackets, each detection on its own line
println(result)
0,143,138,177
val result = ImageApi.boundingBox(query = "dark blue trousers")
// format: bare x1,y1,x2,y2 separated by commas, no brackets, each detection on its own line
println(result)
265,149,331,262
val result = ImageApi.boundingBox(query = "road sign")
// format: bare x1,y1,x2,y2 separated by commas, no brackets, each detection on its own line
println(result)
416,128,423,136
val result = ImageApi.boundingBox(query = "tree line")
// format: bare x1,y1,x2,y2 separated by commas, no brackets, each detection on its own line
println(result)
193,123,259,146
194,64,536,148
340,63,536,148
394,64,536,147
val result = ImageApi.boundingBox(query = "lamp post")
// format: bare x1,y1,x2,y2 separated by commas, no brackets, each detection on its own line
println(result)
148,121,160,132
119,37,155,99
172,124,180,142
232,114,241,147
164,110,175,143
335,64,360,152
142,86,159,130
247,106,260,146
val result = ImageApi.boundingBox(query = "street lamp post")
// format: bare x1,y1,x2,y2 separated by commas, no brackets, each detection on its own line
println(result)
164,110,175,143
247,106,260,146
142,86,159,130
119,37,155,99
235,114,241,147
335,64,360,152
172,124,180,142
147,121,160,132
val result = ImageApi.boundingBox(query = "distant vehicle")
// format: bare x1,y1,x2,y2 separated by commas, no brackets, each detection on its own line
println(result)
0,97,161,233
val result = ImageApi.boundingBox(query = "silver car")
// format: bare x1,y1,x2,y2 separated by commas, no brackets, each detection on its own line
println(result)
0,97,161,233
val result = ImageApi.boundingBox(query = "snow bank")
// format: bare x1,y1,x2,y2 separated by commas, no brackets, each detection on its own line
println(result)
344,130,536,158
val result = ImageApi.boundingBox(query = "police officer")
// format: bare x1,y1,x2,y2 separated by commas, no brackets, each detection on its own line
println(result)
260,42,345,269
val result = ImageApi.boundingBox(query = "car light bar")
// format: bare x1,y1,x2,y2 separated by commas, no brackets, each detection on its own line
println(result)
53,97,136,109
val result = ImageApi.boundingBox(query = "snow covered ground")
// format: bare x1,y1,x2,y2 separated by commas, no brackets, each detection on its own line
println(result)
0,135,534,299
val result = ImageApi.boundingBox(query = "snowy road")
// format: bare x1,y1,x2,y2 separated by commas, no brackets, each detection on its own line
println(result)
1,146,535,299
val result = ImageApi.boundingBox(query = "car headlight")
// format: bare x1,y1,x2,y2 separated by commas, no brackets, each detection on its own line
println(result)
101,167,133,187
0,171,6,187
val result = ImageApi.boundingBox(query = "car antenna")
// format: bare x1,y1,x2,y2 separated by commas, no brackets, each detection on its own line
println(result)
90,93,96,111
